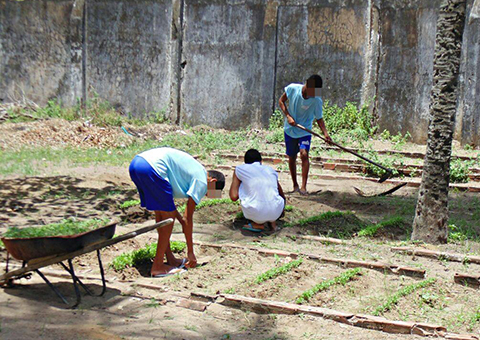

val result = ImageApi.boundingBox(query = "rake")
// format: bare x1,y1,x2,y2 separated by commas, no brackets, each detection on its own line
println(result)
295,124,394,183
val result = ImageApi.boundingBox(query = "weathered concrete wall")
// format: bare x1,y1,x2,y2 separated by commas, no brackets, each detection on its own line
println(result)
86,0,173,116
179,0,277,128
374,0,441,143
276,0,371,108
1,0,480,144
457,0,480,146
0,0,82,106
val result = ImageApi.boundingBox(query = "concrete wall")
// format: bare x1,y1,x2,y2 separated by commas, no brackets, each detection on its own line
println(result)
1,0,480,144
0,0,81,106
457,0,480,146
180,0,276,128
374,0,441,143
86,0,173,115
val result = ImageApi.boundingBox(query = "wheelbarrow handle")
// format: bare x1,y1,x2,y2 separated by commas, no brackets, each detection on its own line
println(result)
295,124,392,173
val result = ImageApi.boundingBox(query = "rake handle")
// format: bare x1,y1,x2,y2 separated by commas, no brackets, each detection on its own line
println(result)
295,124,392,174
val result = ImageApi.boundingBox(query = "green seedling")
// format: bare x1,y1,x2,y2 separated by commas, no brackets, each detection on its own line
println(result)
253,258,303,284
373,277,436,316
295,268,362,304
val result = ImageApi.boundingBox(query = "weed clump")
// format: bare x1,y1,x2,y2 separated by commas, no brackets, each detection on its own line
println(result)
450,159,472,183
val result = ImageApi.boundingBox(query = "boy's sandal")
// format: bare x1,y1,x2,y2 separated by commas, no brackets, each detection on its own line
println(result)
152,267,186,278
242,222,264,233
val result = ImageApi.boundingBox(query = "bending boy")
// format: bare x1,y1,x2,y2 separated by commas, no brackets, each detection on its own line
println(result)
129,147,225,277
279,74,332,195
229,149,286,232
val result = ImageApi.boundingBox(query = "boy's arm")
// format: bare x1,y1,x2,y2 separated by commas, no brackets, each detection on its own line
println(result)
316,118,332,143
279,92,296,126
229,170,241,201
182,197,197,268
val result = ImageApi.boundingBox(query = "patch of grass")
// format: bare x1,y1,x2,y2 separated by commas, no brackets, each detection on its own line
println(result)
110,240,186,271
177,198,239,214
284,211,366,239
358,216,405,237
295,268,362,304
253,258,303,284
119,199,140,209
379,130,411,149
1,218,109,239
373,278,436,316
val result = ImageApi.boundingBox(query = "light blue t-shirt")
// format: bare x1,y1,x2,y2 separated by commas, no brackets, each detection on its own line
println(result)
138,147,208,205
283,83,323,138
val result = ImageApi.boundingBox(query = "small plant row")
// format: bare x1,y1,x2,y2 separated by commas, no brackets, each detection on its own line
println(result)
295,268,362,304
357,216,405,237
373,277,436,316
253,258,304,284
111,241,186,271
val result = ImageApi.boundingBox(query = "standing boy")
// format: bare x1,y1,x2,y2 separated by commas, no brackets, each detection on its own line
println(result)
278,74,332,195
129,147,225,277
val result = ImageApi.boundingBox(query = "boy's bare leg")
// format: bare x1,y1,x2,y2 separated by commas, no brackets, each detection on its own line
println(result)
151,211,178,275
270,220,277,231
299,149,309,195
155,211,184,267
288,154,299,192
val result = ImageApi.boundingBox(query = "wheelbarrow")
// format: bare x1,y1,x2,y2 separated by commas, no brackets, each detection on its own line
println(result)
0,218,173,308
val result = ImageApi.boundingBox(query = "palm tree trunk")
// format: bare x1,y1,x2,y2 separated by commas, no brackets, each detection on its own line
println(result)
412,0,466,244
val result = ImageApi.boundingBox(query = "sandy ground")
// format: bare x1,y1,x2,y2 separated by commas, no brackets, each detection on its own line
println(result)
1,154,480,339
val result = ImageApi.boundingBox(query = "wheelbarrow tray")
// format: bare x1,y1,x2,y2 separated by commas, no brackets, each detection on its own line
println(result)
1,221,117,262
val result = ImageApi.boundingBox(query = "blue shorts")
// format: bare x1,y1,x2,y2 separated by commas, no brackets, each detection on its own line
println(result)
284,132,312,157
129,156,176,212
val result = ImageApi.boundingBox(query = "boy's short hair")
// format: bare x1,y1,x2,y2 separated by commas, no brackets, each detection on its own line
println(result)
244,149,262,164
306,74,323,88
207,170,225,190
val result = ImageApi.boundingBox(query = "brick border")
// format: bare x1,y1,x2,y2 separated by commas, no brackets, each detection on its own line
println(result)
194,241,426,278
391,247,480,265
216,293,479,339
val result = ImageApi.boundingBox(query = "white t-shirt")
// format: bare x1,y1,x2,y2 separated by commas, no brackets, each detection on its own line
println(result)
235,162,284,224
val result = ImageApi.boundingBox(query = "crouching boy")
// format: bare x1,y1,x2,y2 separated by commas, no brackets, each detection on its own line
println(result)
229,149,286,232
